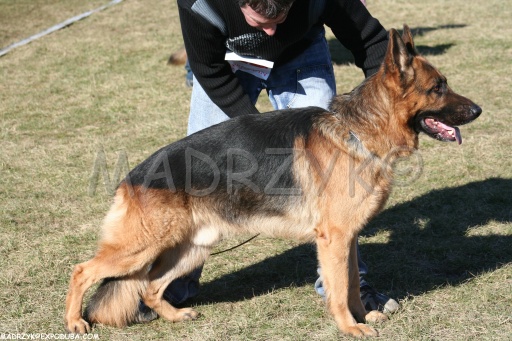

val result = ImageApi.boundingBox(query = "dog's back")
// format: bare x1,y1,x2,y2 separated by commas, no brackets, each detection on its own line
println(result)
128,108,318,190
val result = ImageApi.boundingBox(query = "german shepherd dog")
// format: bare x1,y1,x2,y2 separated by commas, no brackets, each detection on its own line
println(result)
65,26,481,337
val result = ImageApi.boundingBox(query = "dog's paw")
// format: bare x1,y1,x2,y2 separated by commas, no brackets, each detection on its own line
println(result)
365,310,388,323
344,323,379,338
65,318,91,334
176,307,200,321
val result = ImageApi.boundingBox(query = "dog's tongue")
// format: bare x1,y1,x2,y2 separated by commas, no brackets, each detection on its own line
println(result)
453,126,462,144
439,122,462,144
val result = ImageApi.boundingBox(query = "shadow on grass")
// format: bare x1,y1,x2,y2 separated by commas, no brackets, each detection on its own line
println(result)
195,177,512,304
329,24,465,65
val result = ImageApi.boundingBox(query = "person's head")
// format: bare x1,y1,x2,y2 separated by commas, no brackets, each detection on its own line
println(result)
238,0,295,36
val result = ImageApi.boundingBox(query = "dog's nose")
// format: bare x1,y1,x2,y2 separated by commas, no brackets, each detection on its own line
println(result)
471,104,482,117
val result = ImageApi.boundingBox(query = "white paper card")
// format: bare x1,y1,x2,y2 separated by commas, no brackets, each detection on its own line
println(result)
225,51,274,80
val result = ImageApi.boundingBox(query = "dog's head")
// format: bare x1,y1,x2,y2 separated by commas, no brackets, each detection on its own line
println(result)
383,25,482,144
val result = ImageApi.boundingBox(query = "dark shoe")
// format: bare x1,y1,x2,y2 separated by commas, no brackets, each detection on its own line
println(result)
360,285,400,313
134,300,158,323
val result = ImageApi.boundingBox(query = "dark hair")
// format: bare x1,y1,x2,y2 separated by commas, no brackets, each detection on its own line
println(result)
238,0,296,19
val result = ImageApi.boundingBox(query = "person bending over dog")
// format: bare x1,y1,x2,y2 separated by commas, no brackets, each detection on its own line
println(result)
151,0,400,316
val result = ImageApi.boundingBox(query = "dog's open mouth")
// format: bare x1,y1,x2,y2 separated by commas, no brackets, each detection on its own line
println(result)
421,118,462,144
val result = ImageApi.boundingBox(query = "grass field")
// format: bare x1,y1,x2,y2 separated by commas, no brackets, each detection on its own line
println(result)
0,0,511,340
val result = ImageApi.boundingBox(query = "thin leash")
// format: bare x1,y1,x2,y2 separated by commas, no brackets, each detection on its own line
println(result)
210,234,260,256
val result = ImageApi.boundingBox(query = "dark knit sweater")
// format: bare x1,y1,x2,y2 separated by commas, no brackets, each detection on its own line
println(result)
178,0,389,118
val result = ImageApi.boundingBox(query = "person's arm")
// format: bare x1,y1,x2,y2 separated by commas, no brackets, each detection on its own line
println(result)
323,0,388,78
178,5,260,117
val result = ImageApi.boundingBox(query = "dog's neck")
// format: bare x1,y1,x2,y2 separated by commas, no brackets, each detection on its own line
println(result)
329,79,419,161
348,130,361,143
346,129,367,156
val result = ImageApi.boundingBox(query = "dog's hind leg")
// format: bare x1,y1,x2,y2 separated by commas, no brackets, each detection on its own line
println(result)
142,244,210,323
65,184,190,333
64,241,163,333
315,225,379,337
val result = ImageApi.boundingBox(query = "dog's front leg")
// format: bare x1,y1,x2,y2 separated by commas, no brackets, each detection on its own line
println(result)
347,237,388,325
347,237,367,323
315,226,378,337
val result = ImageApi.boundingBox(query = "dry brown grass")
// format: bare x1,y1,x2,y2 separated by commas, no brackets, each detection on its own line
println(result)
0,0,510,339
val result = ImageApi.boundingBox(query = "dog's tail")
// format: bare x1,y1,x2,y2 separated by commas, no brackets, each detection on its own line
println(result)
85,276,153,327
167,46,187,65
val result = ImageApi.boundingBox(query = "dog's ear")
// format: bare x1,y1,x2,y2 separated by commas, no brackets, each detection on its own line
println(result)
384,28,414,84
401,24,418,56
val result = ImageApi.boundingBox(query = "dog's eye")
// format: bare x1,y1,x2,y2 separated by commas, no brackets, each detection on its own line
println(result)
431,84,443,94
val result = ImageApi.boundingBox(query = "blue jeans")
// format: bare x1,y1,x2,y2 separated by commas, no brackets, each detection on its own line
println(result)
169,28,368,304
